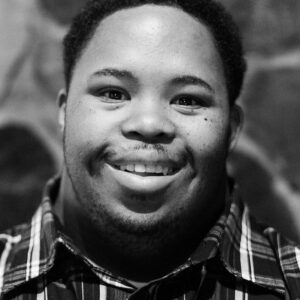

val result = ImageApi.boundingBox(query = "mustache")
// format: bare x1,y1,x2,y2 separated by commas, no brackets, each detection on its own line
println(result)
105,143,180,162
121,143,166,152
87,142,189,168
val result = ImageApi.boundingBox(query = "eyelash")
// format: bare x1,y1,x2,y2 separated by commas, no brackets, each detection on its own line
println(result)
171,95,210,108
92,87,131,101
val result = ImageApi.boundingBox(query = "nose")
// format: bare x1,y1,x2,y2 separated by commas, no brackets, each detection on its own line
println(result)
121,100,175,142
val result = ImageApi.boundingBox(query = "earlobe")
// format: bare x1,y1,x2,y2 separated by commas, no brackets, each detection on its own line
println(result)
57,89,67,132
229,105,243,151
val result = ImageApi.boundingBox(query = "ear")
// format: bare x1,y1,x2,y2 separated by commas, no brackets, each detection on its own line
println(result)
57,89,67,132
228,104,243,152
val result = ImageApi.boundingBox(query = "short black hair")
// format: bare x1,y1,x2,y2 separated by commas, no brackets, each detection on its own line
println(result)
63,0,246,105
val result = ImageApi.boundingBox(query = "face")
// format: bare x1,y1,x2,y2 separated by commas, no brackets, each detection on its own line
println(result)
60,5,239,243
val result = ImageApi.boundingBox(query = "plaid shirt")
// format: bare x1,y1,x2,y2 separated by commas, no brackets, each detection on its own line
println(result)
0,177,300,300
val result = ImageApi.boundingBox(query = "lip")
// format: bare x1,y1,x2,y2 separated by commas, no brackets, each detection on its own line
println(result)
111,162,178,175
105,162,183,194
105,151,184,167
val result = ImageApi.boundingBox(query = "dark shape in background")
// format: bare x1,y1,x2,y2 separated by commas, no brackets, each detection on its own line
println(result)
0,124,55,231
40,0,86,24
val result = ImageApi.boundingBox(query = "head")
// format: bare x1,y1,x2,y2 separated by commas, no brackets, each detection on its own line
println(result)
57,0,245,272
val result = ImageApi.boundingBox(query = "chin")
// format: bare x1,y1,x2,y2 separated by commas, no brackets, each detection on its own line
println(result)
96,202,174,236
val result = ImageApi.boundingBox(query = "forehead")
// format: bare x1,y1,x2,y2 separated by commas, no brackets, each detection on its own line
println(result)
71,4,226,98
92,4,216,55
99,4,205,40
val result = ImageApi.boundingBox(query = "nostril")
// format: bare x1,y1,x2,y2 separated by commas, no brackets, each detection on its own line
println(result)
121,115,175,141
123,129,171,143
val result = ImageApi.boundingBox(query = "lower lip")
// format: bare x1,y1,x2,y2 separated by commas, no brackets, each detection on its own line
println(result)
105,163,181,194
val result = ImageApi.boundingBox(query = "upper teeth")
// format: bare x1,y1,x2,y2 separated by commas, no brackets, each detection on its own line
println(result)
118,164,172,175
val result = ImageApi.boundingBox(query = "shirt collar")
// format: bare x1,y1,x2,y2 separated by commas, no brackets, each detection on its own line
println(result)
2,177,286,295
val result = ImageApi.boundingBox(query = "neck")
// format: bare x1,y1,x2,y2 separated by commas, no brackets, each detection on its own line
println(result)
54,168,226,282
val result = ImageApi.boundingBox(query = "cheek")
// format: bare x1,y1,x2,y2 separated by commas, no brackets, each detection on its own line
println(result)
182,115,230,157
65,103,115,149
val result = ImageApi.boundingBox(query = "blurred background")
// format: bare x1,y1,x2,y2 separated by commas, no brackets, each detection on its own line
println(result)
0,0,299,241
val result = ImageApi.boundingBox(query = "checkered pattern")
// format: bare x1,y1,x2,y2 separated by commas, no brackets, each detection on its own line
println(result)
0,177,299,299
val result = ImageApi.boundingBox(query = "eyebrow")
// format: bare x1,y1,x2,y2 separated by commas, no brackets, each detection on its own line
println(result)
91,68,138,82
170,75,214,94
90,68,214,93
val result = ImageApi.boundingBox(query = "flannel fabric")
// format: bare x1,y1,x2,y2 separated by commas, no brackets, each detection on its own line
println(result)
0,177,299,299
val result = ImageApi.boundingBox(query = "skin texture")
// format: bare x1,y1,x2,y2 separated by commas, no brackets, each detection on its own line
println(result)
56,4,241,282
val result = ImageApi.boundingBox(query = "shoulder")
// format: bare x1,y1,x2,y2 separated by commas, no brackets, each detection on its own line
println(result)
0,223,27,253
263,227,300,299
222,195,300,297
247,212,300,299
0,223,30,295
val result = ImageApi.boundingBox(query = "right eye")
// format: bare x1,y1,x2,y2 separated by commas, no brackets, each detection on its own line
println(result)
92,88,131,102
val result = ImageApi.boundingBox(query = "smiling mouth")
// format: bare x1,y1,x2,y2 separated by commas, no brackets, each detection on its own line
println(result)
112,163,178,176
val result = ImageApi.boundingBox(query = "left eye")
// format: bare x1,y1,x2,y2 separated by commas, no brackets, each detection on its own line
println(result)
175,96,199,106
172,95,207,108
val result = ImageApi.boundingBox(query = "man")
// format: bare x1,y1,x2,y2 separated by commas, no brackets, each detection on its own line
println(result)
0,0,299,299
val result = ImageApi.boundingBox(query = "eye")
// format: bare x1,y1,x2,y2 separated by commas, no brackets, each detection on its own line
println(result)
171,95,210,111
175,96,200,107
102,90,128,100
92,87,130,102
